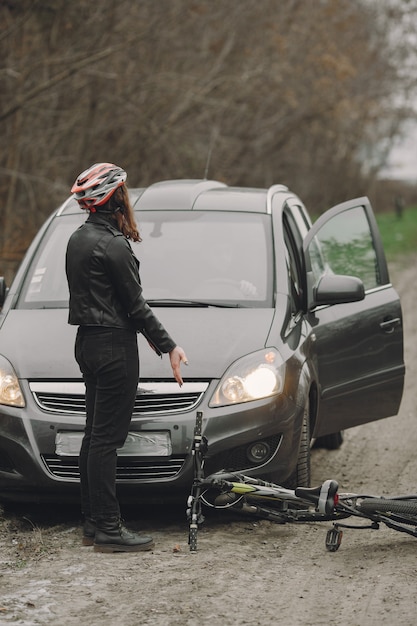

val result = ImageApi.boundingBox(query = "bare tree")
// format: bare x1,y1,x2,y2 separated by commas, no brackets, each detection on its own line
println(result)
0,0,416,282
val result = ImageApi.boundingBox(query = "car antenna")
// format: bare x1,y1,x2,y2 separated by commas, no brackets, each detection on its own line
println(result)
204,126,219,179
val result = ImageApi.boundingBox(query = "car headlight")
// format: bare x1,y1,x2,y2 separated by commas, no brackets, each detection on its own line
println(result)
209,348,285,407
0,355,25,407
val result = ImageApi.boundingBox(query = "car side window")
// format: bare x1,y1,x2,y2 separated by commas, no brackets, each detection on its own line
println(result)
307,205,380,290
283,213,303,313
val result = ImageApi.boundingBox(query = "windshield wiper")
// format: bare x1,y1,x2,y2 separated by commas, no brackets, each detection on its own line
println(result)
146,298,243,308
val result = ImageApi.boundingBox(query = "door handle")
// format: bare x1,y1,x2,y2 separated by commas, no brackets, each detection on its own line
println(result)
379,317,401,333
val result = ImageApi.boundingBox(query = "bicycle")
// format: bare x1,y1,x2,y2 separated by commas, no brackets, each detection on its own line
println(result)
186,412,417,552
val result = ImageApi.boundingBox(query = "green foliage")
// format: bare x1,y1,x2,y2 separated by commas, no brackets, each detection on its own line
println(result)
375,206,417,262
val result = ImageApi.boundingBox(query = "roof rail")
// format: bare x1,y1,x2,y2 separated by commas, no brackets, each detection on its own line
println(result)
136,179,227,211
266,184,289,214
56,196,76,217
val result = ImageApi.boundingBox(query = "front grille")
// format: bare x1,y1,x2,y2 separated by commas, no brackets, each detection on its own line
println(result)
30,381,208,416
41,454,186,481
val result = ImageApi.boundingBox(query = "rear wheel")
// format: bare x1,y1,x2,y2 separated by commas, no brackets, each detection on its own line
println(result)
358,498,417,518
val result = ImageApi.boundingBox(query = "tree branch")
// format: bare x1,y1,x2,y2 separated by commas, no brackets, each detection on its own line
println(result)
0,34,143,123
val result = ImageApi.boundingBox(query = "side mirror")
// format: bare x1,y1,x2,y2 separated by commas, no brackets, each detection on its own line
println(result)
312,274,365,308
0,277,7,308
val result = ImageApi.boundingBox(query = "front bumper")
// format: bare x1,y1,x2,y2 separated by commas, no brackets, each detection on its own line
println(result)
0,379,304,502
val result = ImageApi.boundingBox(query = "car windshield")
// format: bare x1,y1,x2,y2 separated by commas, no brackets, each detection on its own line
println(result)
17,210,274,308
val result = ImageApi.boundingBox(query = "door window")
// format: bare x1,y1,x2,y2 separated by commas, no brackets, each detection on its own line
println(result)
307,205,380,290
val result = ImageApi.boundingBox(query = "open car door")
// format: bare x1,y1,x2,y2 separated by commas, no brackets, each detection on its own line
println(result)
303,197,405,438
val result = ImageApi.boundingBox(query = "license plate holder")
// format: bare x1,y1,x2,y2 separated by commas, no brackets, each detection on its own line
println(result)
55,431,172,457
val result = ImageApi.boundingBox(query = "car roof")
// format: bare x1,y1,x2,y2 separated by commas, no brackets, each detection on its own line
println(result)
135,179,270,213
57,179,291,216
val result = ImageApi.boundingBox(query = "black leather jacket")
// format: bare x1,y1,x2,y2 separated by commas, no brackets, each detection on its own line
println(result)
65,212,176,354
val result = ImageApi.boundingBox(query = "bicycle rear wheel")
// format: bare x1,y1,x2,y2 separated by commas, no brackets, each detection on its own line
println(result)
358,498,417,518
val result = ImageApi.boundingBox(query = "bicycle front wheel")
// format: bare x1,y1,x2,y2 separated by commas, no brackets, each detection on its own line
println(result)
358,498,417,519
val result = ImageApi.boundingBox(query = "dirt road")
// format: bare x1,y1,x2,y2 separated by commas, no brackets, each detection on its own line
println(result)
1,257,416,626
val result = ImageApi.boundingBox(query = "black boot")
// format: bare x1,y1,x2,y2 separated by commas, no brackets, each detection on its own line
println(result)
82,517,96,546
94,518,154,553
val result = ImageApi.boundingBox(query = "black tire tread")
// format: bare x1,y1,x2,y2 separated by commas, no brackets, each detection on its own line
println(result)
283,403,311,489
189,527,198,551
358,498,417,518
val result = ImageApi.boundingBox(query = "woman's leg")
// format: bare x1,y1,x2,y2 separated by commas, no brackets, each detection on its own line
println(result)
81,328,139,521
75,327,153,551
75,329,96,520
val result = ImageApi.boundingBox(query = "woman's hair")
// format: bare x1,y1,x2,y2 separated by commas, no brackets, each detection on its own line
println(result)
108,184,142,242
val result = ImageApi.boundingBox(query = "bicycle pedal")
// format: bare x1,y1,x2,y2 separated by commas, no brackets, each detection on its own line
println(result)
326,526,343,552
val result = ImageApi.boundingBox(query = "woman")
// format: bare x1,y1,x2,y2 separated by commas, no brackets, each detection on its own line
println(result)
65,163,188,553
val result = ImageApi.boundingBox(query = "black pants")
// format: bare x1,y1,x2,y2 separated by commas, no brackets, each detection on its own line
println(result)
75,326,139,522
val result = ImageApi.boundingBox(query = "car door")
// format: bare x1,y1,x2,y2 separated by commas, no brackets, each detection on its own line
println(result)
302,197,405,437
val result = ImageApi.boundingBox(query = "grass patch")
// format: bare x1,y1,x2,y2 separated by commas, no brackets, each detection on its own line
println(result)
375,206,417,262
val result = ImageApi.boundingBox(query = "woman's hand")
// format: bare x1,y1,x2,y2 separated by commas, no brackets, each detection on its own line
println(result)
169,346,188,386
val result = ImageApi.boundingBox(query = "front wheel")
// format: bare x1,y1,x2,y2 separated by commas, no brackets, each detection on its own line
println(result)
283,402,311,489
188,526,198,552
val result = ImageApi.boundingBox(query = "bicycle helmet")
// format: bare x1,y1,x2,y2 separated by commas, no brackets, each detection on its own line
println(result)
71,162,127,210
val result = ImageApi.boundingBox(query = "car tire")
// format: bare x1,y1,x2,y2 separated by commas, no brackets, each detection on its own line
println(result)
313,431,344,450
282,402,311,489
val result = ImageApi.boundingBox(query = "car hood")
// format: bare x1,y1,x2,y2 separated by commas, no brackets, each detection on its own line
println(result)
1,308,275,379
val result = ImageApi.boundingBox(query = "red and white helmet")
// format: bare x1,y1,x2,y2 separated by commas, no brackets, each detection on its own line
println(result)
71,162,127,209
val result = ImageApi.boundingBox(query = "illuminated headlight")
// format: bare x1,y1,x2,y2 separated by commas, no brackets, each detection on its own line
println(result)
0,355,25,407
210,348,285,407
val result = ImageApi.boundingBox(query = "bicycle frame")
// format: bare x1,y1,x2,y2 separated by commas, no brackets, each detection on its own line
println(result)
186,412,417,552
